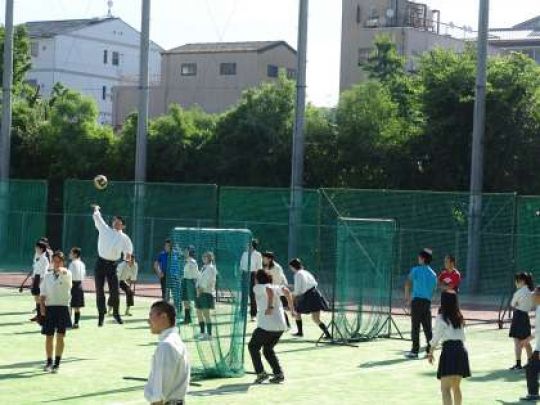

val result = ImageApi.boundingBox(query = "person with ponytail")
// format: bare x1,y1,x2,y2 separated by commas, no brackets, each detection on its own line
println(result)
427,291,470,405
509,272,535,370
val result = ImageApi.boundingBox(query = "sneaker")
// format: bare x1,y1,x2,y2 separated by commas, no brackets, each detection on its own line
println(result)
253,372,269,384
510,364,523,371
404,351,419,359
520,395,540,402
72,324,79,329
198,333,208,341
51,365,59,374
269,373,285,384
113,314,124,325
29,316,38,322
43,363,52,373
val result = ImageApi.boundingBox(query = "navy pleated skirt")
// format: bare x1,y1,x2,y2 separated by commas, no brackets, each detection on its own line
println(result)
437,340,471,379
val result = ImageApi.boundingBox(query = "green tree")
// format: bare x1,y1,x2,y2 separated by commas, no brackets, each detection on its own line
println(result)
0,25,32,92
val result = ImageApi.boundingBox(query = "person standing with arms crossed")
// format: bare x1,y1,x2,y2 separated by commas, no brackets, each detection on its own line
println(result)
404,248,437,359
145,301,191,405
92,205,133,327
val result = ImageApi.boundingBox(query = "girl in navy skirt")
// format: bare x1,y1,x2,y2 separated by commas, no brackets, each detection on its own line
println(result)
196,251,217,339
182,245,199,325
31,241,50,323
289,258,331,339
40,251,73,373
68,247,86,329
428,291,470,405
509,272,534,370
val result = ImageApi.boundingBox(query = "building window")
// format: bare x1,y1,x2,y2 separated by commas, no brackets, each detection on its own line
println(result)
102,86,107,100
358,47,372,65
267,64,279,78
30,42,39,57
103,50,108,64
286,68,296,79
112,51,120,66
356,5,362,23
180,63,197,76
220,62,237,75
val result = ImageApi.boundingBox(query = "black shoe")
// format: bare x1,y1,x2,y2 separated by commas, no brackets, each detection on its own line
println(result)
510,364,523,371
405,351,419,359
113,314,123,324
51,365,59,374
253,372,269,384
292,332,303,337
43,363,52,373
269,373,285,384
98,314,105,327
520,395,540,402
72,323,79,329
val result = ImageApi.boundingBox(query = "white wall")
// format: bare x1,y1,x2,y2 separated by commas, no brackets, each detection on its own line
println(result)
26,18,162,125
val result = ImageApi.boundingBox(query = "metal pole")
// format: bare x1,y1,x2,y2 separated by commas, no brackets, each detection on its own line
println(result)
288,0,309,260
466,0,490,293
0,0,14,180
134,0,151,260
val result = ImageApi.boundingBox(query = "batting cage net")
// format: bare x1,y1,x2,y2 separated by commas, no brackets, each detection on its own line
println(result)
167,227,252,379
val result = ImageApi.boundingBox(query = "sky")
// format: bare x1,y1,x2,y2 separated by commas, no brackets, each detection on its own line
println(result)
2,0,540,106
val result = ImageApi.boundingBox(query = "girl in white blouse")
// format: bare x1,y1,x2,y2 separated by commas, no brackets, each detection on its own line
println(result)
263,252,291,328
509,272,535,370
182,246,199,325
196,252,217,339
428,291,470,405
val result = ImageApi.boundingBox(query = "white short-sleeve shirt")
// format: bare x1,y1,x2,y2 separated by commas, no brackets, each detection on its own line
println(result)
253,284,288,332
69,259,86,282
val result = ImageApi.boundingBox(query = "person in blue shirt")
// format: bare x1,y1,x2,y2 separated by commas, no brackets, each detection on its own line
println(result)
154,240,172,301
404,248,437,359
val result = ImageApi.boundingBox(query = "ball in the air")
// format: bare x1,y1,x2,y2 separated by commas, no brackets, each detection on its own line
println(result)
94,175,108,190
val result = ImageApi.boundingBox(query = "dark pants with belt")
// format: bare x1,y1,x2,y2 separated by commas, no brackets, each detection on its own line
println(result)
248,327,284,375
526,354,540,396
249,272,257,318
119,281,134,307
95,257,120,315
411,298,432,354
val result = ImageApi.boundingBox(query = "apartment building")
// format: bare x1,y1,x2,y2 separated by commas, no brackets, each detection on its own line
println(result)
489,16,540,64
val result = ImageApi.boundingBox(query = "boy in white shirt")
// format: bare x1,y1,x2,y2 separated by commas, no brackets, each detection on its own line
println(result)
240,239,263,321
68,247,86,329
40,251,72,373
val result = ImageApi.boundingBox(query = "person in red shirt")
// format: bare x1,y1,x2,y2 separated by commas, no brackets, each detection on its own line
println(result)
439,255,462,293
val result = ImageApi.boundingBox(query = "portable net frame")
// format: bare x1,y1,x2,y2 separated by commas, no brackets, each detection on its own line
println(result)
167,227,252,379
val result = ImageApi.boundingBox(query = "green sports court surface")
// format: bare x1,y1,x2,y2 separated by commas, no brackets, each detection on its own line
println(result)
0,286,533,404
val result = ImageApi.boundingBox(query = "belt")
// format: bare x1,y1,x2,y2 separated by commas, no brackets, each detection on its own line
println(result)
98,257,118,264
164,401,184,405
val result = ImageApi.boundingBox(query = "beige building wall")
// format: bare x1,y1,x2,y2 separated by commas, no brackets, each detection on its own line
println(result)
112,43,297,127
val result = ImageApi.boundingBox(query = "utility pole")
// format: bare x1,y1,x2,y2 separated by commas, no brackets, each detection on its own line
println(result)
134,0,151,265
288,0,309,260
466,0,490,293
0,0,14,181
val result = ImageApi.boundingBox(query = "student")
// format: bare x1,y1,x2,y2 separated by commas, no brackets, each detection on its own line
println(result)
144,301,190,404
509,272,535,370
40,251,73,373
240,239,263,322
404,248,437,359
196,252,217,340
427,291,470,405
182,246,199,325
262,252,291,328
30,241,50,323
115,254,138,317
154,239,172,300
289,258,331,339
249,269,295,384
68,247,86,329
439,255,462,293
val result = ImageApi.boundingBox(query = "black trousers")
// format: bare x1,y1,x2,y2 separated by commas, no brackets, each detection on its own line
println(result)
526,354,540,396
249,272,257,318
119,281,134,307
160,274,168,300
411,298,432,353
248,328,283,375
95,257,120,315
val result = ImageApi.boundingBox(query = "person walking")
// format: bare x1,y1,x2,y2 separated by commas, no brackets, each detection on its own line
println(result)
145,301,191,404
92,205,133,327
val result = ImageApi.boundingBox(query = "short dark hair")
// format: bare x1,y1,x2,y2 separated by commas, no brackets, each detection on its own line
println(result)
71,247,82,258
419,250,432,264
52,250,65,262
251,239,259,250
255,269,272,284
289,258,303,270
262,251,275,259
35,241,48,252
164,239,171,245
151,300,176,326
114,216,126,225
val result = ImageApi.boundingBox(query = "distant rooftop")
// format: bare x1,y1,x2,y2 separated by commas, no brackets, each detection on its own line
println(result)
165,41,296,55
512,16,540,31
24,17,117,38
490,29,540,42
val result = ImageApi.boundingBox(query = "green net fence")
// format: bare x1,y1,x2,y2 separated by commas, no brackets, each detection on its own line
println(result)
168,227,252,378
516,196,540,282
0,180,48,270
333,217,396,341
62,180,217,273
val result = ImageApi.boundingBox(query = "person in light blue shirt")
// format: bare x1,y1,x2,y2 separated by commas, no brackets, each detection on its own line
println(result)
404,248,437,359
